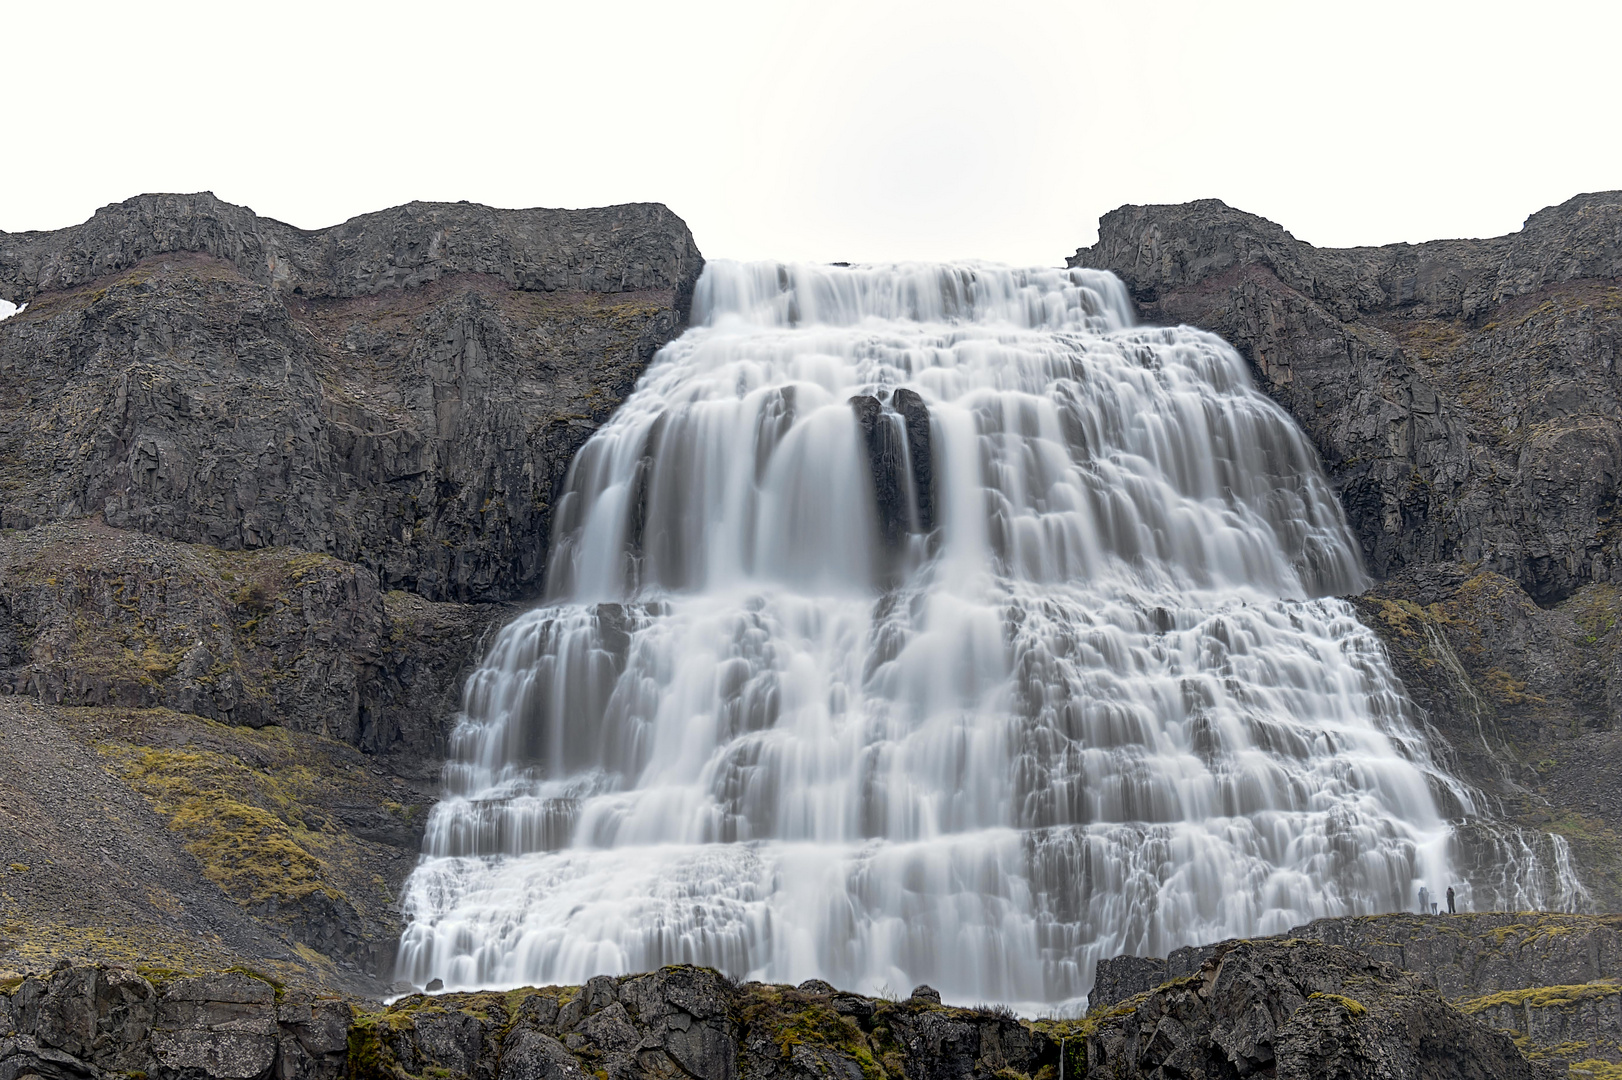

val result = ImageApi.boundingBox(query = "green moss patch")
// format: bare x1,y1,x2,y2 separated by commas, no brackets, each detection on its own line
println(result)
1309,991,1367,1018
103,742,342,905
1459,981,1621,1016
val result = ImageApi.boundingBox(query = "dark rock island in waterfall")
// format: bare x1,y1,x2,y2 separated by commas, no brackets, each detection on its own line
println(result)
1,190,1620,1080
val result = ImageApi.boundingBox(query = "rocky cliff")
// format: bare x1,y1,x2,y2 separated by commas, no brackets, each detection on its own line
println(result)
0,194,702,986
1071,193,1622,912
1070,192,1622,606
0,192,703,604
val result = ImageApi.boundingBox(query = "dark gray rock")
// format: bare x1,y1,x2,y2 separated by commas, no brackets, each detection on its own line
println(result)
578,1001,640,1054
890,388,934,533
0,501,512,763
1078,939,1547,1080
498,1029,586,1080
850,394,910,558
6,949,1561,1080
1086,954,1167,1013
0,193,702,606
1,966,352,1080
0,192,702,318
1089,913,1622,1072
407,1007,489,1080
849,390,935,583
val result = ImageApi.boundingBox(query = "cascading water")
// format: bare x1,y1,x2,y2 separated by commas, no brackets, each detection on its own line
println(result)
396,261,1581,1010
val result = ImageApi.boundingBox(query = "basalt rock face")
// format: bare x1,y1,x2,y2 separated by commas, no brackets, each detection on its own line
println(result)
0,519,513,759
0,193,700,329
0,192,703,604
1079,939,1549,1080
0,966,352,1080
1069,192,1622,606
5,941,1555,1080
1088,913,1622,1076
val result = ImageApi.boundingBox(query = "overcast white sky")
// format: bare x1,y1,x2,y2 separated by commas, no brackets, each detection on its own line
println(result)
2,0,1618,266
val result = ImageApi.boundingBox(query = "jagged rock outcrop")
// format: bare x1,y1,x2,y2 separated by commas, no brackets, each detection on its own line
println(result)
0,192,703,604
0,193,700,332
1079,938,1549,1080
1087,913,1622,1075
0,965,351,1080
1070,192,1622,605
4,942,1556,1080
1092,913,1622,1011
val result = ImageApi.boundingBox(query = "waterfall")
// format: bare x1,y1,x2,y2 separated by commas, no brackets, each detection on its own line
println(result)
395,261,1573,1011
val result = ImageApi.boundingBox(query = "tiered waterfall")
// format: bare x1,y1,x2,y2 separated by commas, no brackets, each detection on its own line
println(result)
395,261,1579,1011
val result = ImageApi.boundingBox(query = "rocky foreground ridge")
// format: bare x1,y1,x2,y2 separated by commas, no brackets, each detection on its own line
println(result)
6,914,1618,1080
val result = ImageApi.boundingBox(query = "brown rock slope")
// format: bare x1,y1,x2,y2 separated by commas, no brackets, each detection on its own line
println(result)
0,698,434,993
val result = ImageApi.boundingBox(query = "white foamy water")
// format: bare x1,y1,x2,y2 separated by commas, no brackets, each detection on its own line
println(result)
396,261,1581,1010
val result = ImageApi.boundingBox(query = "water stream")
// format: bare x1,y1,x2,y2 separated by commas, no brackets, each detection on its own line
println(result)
395,261,1580,1010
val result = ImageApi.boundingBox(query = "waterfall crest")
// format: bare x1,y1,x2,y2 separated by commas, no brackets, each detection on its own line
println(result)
396,260,1575,1010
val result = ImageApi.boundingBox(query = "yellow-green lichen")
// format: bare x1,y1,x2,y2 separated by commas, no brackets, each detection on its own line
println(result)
1309,991,1367,1017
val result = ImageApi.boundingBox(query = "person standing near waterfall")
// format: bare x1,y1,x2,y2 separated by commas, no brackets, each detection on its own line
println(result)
1447,886,1456,913
1419,885,1429,914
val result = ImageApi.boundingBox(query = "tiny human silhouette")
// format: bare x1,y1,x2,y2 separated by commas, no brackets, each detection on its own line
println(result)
1447,886,1456,913
1418,885,1429,913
